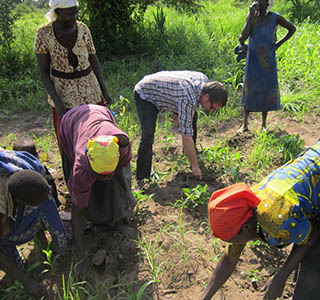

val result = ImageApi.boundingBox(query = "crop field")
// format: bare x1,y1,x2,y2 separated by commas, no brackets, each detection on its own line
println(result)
0,0,320,299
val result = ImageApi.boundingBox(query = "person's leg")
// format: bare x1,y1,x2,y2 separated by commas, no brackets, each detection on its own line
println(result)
192,111,198,145
243,109,249,130
262,111,268,129
135,92,158,180
238,109,249,133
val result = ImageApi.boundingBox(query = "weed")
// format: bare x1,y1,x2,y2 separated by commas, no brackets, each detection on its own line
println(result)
175,184,210,210
137,233,164,282
248,268,260,283
275,134,304,162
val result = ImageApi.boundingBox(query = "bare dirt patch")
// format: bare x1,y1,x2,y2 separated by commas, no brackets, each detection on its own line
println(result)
0,109,319,300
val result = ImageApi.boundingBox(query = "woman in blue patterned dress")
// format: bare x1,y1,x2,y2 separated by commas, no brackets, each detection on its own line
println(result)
200,141,320,300
239,0,295,132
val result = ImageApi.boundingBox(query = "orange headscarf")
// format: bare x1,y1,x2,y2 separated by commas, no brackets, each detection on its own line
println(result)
208,183,260,241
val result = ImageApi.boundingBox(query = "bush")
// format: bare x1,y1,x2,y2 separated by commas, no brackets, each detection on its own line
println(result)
0,0,18,75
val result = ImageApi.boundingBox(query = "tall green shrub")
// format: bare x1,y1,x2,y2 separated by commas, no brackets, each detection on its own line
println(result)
0,0,19,75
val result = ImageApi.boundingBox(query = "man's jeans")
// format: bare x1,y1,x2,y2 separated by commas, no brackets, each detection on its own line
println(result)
135,92,159,180
134,91,198,180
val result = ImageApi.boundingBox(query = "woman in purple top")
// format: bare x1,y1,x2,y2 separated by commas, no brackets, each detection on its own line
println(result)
59,104,135,277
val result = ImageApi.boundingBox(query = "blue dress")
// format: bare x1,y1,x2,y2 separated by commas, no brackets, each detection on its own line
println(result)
241,12,281,112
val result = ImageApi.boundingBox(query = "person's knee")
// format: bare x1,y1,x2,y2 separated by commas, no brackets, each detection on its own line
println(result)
140,130,155,144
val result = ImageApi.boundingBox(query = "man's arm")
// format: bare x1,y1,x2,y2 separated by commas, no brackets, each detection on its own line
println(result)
181,134,202,179
200,252,240,300
36,53,65,117
263,224,319,300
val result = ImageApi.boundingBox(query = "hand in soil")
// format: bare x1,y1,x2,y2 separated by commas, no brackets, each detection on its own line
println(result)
192,165,203,180
74,256,90,280
262,277,285,300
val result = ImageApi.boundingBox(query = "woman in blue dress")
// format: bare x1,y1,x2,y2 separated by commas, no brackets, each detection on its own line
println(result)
239,0,295,132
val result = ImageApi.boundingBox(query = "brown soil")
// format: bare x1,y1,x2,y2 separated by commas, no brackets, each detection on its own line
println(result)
0,109,319,300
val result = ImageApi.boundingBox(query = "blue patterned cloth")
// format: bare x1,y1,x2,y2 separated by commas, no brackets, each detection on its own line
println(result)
241,12,281,112
0,150,45,175
0,150,66,267
253,141,320,246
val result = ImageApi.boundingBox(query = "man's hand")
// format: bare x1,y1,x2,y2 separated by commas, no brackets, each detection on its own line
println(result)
263,277,285,300
192,165,203,180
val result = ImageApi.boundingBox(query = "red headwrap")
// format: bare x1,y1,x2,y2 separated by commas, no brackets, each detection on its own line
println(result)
208,183,261,241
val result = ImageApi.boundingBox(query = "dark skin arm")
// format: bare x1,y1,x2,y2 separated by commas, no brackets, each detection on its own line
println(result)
239,4,296,48
115,167,136,210
275,15,296,50
114,134,136,209
0,213,41,296
239,3,257,45
89,54,112,105
36,53,66,117
71,204,89,277
263,224,319,300
200,251,241,300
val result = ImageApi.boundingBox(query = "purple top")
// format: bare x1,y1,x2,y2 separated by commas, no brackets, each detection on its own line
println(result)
60,104,132,208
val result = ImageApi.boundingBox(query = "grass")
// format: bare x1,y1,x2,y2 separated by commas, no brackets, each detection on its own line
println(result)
0,0,319,299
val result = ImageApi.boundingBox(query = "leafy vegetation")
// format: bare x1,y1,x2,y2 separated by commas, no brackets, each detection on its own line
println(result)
0,0,319,299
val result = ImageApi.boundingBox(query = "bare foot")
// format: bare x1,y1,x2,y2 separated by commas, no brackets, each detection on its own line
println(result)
237,125,249,133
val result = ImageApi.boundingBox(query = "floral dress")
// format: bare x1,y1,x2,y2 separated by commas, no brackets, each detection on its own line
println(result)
34,21,102,109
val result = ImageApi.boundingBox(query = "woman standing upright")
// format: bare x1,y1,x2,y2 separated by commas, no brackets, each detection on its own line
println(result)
34,0,112,149
238,0,295,132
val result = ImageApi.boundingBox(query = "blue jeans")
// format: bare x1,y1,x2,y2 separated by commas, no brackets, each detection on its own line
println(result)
134,92,198,180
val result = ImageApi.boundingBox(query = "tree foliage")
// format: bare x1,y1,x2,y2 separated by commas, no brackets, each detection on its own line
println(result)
80,0,202,58
0,0,18,51
288,0,320,21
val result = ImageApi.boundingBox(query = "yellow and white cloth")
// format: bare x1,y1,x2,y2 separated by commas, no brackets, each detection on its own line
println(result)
86,136,119,174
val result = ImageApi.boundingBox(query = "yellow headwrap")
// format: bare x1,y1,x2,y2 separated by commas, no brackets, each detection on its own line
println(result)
86,136,119,174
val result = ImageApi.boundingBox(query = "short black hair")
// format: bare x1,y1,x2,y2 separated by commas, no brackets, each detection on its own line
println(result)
8,170,49,206
202,81,228,107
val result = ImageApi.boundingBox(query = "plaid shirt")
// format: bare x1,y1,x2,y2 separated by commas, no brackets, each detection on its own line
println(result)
134,70,209,136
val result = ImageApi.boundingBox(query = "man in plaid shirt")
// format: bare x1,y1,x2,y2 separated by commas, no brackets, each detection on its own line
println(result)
134,70,228,181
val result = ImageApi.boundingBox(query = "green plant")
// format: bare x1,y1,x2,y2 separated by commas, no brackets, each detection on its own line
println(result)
275,134,304,162
248,268,260,283
137,233,164,282
175,184,210,209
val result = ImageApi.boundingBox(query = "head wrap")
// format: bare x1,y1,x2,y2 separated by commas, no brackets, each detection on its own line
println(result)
266,0,275,15
208,183,261,241
86,136,119,175
46,0,79,22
